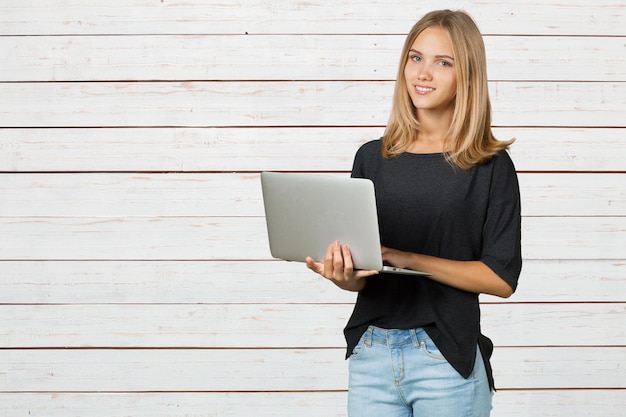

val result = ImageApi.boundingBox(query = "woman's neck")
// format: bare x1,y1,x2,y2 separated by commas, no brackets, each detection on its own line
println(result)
408,109,453,153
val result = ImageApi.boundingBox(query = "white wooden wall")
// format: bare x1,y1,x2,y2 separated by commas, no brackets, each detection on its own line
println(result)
1,1,625,415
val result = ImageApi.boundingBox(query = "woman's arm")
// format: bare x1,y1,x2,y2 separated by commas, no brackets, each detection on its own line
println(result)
381,247,513,298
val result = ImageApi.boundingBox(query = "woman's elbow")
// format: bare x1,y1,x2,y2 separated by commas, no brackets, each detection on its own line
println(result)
492,280,514,298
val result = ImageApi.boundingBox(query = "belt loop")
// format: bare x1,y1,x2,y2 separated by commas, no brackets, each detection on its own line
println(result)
364,325,374,348
410,328,420,348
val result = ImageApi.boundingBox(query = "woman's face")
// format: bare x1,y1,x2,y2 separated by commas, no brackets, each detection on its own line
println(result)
404,26,457,116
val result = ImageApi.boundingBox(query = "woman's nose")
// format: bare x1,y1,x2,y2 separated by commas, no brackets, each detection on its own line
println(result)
417,64,433,81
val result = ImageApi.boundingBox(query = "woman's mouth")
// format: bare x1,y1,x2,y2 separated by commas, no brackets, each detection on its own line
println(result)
414,85,435,94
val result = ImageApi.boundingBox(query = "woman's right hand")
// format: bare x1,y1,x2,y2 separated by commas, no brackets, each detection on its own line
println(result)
305,240,378,292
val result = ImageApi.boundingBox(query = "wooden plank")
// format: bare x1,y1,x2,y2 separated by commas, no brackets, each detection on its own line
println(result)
493,347,626,389
518,173,626,216
0,217,272,261
0,347,623,391
0,217,270,260
0,259,621,304
492,390,626,417
1,259,622,305
484,260,626,303
0,348,349,392
520,217,626,260
1,390,625,417
0,216,624,260
483,36,626,82
1,35,623,82
1,127,623,172
0,213,614,262
0,260,356,304
0,303,623,348
0,34,402,82
1,173,624,217
0,392,349,417
0,127,373,172
480,303,626,347
1,81,624,128
501,128,626,172
0,173,268,217
1,0,623,36
0,81,394,128
0,304,348,349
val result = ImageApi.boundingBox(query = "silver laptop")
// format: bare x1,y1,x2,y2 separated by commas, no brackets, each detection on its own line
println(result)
260,171,430,276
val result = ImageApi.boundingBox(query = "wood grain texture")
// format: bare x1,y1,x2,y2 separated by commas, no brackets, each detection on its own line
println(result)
0,216,624,260
0,347,624,391
2,0,624,35
0,303,623,348
0,391,624,417
1,35,623,82
1,172,624,216
1,259,623,304
1,81,624,128
1,0,624,414
1,127,624,172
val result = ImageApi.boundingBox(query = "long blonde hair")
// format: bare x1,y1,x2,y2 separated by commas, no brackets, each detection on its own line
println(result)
383,9,513,169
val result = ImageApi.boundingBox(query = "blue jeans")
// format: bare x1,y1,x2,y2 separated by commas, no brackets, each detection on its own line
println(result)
348,326,493,417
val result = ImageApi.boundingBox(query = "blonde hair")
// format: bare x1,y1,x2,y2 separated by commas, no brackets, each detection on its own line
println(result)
383,9,513,169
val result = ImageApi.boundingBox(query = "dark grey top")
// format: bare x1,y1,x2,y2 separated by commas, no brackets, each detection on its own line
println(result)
345,139,522,389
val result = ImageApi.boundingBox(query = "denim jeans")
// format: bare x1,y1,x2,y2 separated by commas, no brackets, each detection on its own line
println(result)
348,326,493,417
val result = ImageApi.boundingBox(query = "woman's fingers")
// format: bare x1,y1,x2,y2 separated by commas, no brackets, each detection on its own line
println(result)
332,241,345,279
305,256,323,275
312,241,375,282
342,244,354,276
308,241,376,292
323,241,338,278
317,240,352,281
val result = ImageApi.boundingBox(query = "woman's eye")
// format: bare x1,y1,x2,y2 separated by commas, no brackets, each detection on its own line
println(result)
410,55,421,62
439,60,452,67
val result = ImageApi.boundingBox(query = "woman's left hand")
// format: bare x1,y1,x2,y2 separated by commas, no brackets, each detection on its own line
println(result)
381,246,415,270
381,246,514,298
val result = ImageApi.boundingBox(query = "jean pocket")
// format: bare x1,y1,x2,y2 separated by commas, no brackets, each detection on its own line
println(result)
349,328,370,359
420,337,446,360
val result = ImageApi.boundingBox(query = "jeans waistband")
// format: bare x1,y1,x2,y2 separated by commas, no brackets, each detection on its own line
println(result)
363,326,430,348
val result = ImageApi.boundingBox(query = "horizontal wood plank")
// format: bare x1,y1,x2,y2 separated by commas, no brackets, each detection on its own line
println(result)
520,217,626,260
492,390,626,417
1,127,623,172
0,260,354,304
0,392,349,417
0,347,623,391
0,216,623,260
2,172,624,217
0,303,623,348
0,260,623,304
1,390,625,417
482,260,626,303
1,82,624,128
0,216,272,261
0,173,268,217
1,35,622,82
518,173,626,216
0,126,371,172
1,0,623,36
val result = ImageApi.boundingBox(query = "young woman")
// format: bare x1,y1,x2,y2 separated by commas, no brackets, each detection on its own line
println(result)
306,9,522,417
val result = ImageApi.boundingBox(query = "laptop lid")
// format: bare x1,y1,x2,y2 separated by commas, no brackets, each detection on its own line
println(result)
261,171,429,276
261,171,383,270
